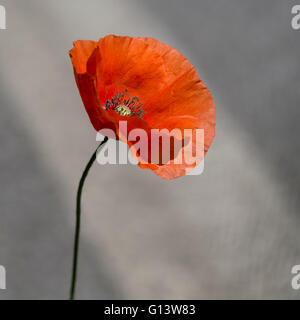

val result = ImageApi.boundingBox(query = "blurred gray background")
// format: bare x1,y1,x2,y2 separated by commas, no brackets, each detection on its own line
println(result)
0,0,299,299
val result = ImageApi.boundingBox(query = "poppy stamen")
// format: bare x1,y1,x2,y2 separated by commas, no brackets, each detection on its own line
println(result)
104,89,145,118
115,104,132,116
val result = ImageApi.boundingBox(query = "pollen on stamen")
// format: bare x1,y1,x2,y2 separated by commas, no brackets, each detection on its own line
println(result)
103,89,146,119
115,104,132,116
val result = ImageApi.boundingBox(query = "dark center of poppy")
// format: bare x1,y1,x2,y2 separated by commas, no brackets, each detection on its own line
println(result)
104,89,145,119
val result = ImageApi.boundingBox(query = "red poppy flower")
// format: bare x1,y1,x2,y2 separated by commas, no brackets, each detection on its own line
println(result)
69,35,215,179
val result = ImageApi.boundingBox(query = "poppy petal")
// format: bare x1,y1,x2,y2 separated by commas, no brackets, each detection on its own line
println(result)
69,36,216,180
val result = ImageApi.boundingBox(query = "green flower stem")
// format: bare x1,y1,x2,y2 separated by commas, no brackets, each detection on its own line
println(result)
70,136,108,300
